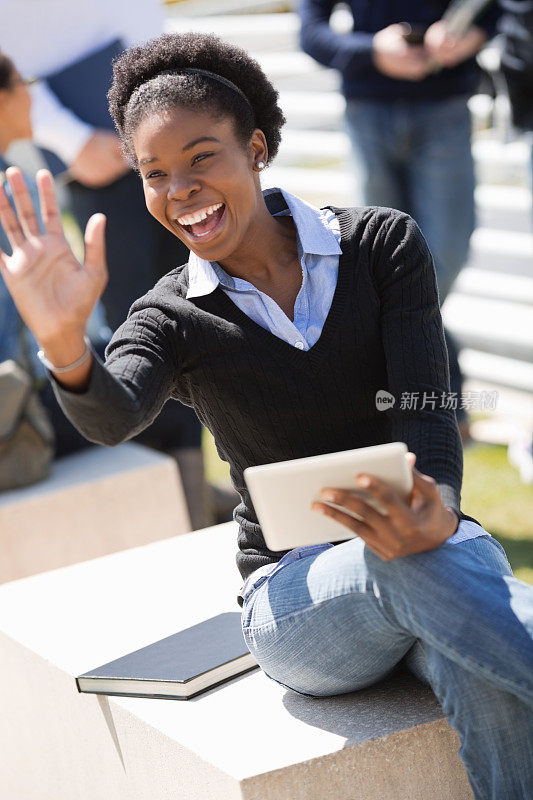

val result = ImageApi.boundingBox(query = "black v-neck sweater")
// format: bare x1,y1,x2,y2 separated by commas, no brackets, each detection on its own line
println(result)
53,206,465,599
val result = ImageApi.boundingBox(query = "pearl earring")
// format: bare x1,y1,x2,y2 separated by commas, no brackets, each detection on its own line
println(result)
257,161,265,170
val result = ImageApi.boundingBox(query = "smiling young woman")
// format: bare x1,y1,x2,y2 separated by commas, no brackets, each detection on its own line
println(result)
0,32,532,799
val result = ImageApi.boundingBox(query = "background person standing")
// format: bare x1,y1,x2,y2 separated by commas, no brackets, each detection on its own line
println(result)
299,0,501,442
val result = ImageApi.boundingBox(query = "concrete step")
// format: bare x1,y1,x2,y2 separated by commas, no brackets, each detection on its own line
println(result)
460,349,533,394
277,129,350,166
263,165,533,231
0,522,475,800
263,165,351,206
255,50,322,79
0,443,191,584
442,294,533,362
473,138,532,187
466,246,533,279
470,226,533,262
453,267,533,305
475,185,532,233
165,10,299,50
279,90,345,129
463,375,533,443
276,127,532,180
165,1,296,21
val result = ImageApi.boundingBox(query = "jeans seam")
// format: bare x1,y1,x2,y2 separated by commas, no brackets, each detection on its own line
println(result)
407,627,533,706
242,582,401,635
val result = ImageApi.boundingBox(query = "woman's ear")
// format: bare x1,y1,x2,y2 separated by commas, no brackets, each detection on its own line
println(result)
249,128,268,171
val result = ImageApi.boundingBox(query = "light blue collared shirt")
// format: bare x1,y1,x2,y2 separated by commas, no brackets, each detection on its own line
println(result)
186,187,342,350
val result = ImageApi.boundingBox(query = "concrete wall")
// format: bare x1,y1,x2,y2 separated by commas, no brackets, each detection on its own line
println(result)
0,444,190,583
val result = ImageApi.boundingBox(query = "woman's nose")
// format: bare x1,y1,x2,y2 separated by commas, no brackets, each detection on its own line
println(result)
167,172,201,201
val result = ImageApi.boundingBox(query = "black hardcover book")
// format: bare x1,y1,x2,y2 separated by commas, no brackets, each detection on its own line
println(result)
76,612,258,700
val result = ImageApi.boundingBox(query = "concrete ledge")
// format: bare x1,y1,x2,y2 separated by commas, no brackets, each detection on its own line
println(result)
0,523,473,799
0,443,190,583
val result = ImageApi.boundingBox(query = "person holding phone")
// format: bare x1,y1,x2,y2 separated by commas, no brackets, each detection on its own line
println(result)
299,0,502,444
0,32,531,799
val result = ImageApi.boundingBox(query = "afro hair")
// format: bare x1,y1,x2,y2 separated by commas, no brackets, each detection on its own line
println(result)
108,32,286,166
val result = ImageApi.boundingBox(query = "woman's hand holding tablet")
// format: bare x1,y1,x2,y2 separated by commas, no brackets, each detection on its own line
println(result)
312,451,459,561
245,442,456,555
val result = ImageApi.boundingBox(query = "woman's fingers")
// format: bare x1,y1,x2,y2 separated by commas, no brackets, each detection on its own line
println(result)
0,181,25,250
5,167,41,238
312,501,374,537
354,472,410,526
410,465,439,496
35,169,63,235
312,501,392,560
84,213,108,291
318,489,386,529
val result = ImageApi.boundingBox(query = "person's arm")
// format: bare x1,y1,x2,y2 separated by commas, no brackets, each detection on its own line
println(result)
373,210,463,515
299,0,430,80
50,302,182,446
30,81,94,166
299,0,375,73
31,82,128,187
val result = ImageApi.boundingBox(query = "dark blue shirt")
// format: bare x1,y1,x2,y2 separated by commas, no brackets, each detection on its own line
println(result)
299,0,500,101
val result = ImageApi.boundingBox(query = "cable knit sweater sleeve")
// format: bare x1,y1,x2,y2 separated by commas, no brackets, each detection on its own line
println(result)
370,209,463,513
52,291,183,447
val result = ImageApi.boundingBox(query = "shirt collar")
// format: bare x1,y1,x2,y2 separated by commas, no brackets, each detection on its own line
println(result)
263,187,341,257
186,187,341,300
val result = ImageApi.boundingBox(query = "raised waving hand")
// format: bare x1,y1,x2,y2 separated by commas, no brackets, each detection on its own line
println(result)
0,168,107,385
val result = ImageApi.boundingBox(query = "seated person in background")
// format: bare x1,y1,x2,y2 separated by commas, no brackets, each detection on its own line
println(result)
1,33,532,799
0,50,235,524
0,50,91,460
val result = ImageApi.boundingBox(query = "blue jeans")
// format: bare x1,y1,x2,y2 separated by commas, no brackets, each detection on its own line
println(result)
345,96,475,422
241,536,533,799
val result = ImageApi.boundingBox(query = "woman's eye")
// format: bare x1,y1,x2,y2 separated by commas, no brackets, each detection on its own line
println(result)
192,152,214,165
145,170,164,180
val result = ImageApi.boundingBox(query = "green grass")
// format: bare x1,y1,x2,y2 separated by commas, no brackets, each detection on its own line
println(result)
462,444,533,585
62,212,84,261
203,433,533,585
203,428,231,484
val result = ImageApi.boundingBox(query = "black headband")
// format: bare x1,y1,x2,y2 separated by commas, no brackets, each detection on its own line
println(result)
159,67,254,118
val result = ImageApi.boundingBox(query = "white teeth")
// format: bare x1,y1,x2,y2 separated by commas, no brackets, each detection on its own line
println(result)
177,202,223,226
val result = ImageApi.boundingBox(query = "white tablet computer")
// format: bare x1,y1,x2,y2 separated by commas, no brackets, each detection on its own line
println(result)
244,442,413,552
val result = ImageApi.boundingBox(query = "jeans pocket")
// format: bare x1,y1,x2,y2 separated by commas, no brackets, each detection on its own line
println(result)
241,543,335,631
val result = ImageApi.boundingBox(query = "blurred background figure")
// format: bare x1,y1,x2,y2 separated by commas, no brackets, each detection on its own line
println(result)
0,1,238,526
299,0,501,444
0,0,189,330
0,50,93,469
498,0,533,483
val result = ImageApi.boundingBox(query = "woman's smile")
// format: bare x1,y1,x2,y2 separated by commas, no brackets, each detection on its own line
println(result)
134,106,264,263
174,201,227,243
